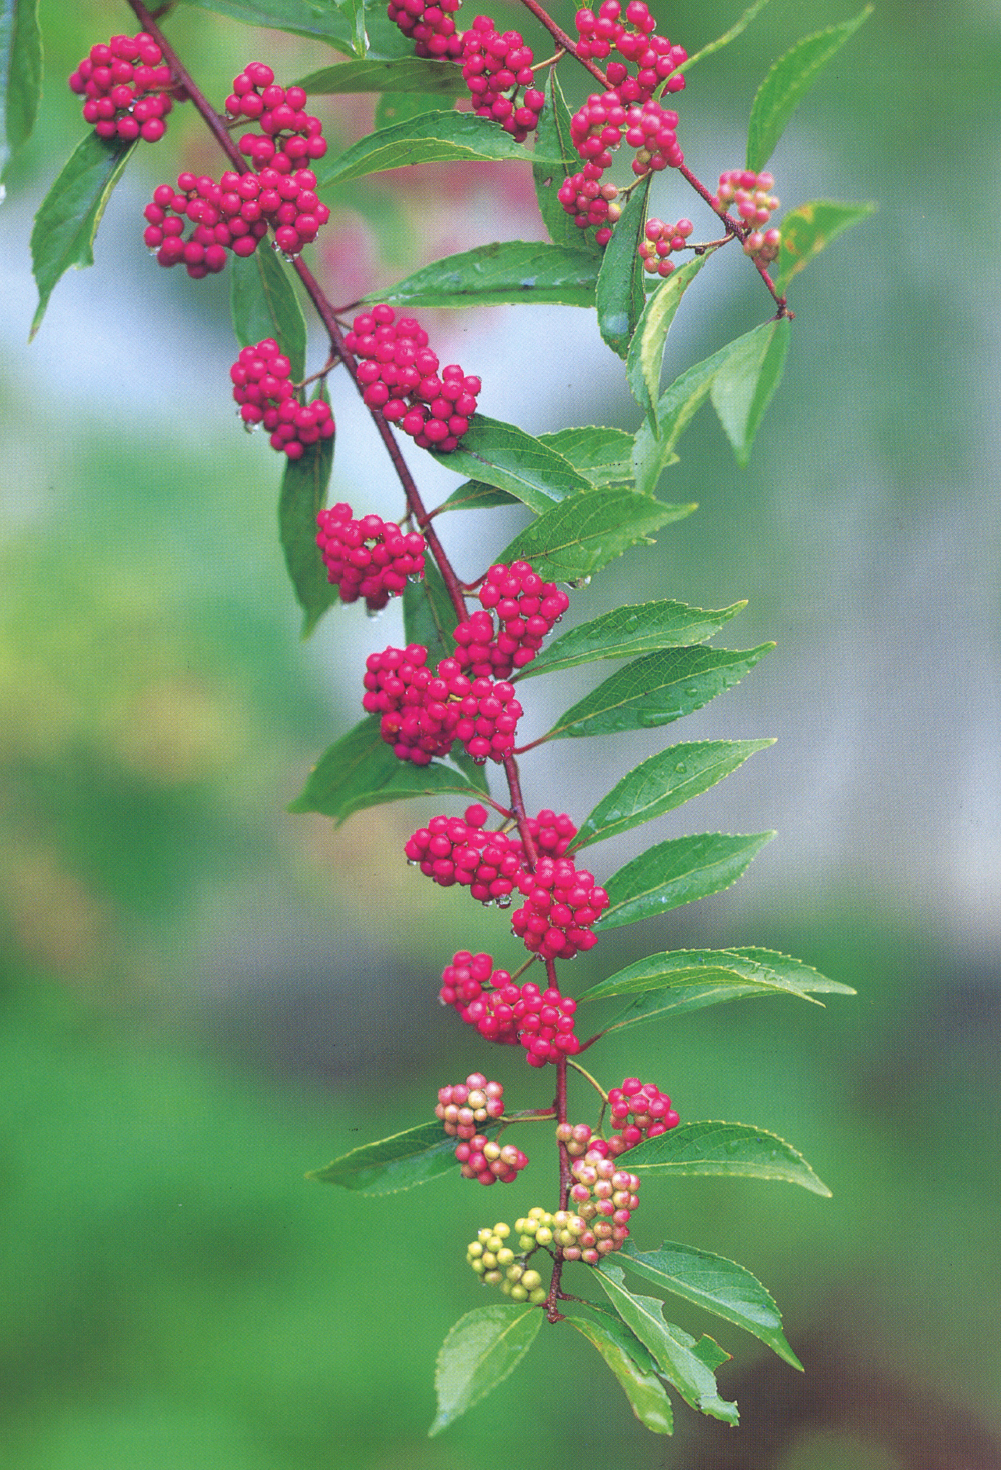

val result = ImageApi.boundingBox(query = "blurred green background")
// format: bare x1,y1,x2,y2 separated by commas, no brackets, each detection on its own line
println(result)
1,2,998,1467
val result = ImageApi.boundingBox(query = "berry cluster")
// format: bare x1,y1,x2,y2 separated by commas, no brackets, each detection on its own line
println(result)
574,1,687,102
229,339,334,458
511,856,610,960
455,1134,529,1184
438,952,582,1065
345,305,480,452
227,63,328,168
436,1073,506,1136
364,649,522,765
315,503,425,610
454,561,570,678
637,215,693,278
406,810,525,902
459,17,546,143
387,0,464,60
566,1146,641,1262
608,1077,680,1144
69,32,179,143
466,1222,548,1301
712,169,782,264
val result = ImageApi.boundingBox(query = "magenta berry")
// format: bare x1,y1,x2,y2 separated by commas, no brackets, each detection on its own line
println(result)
455,1133,528,1184
437,1073,506,1138
388,0,464,60
228,64,328,170
511,856,610,960
607,1078,680,1146
346,306,479,453
438,951,582,1065
315,503,425,610
229,339,334,458
460,17,546,143
69,32,179,142
453,561,570,678
574,2,686,104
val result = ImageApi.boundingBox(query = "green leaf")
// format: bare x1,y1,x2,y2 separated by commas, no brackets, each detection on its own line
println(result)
402,555,458,666
438,483,518,514
278,388,336,636
431,415,594,515
290,715,486,823
533,69,601,254
1,0,41,179
626,253,715,432
316,111,558,189
29,133,135,340
620,1240,802,1370
595,1266,738,1425
430,1304,542,1436
679,0,775,74
772,198,876,292
296,56,467,95
632,332,749,495
710,318,790,468
566,1307,674,1434
230,248,308,380
537,426,635,486
545,644,773,741
375,91,445,128
366,240,599,309
307,1119,486,1193
597,173,651,359
572,738,773,849
597,830,775,931
624,1120,831,1196
746,7,873,171
519,600,746,681
175,0,360,51
582,945,854,1017
499,488,694,585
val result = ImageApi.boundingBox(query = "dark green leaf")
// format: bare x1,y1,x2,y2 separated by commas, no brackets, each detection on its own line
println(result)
403,555,458,666
632,332,749,495
519,600,747,681
296,56,467,95
627,253,715,431
431,415,594,514
620,1240,802,1369
597,830,775,930
230,248,308,380
533,69,601,254
679,0,775,74
1,0,41,178
772,198,876,292
499,488,694,585
597,173,651,359
30,133,135,340
710,318,791,467
572,738,773,848
546,644,772,741
624,1120,831,1196
438,483,518,514
366,240,598,309
290,715,486,823
430,1304,542,1436
175,0,360,51
566,1307,673,1433
307,1119,486,1193
278,387,336,636
746,7,873,171
317,111,559,189
537,426,635,486
582,944,853,1012
595,1266,738,1425
375,91,448,128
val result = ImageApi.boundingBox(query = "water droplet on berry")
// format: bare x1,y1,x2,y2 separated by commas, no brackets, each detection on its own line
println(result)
496,894,512,909
365,604,384,620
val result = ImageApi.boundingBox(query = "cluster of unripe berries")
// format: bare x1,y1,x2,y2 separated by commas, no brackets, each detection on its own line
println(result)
229,338,334,458
315,503,426,609
344,305,481,453
454,562,570,678
466,1223,548,1302
141,64,329,278
365,651,523,766
436,1074,529,1183
637,215,693,277
713,169,782,264
69,32,179,143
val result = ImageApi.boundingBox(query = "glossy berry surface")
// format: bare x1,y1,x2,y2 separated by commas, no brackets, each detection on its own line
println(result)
69,32,178,142
511,856,609,959
315,503,425,610
230,338,334,459
460,17,546,143
453,561,570,678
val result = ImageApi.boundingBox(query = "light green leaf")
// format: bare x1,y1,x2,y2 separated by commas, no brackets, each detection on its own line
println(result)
175,0,361,51
519,600,746,680
230,248,308,380
679,0,775,74
598,830,775,930
375,91,445,128
597,173,651,359
746,7,873,171
296,56,467,95
582,944,853,1011
595,1266,738,1424
430,1304,542,1436
431,416,594,514
710,318,790,467
632,331,751,495
572,739,773,848
772,198,876,292
307,1119,480,1194
438,483,518,514
620,1240,802,1369
627,253,715,431
364,240,598,309
533,69,601,254
499,489,694,585
566,1307,673,1433
317,111,558,189
537,426,635,486
290,715,486,823
625,1120,831,1195
30,133,134,340
1,0,41,179
546,644,772,741
278,386,336,636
